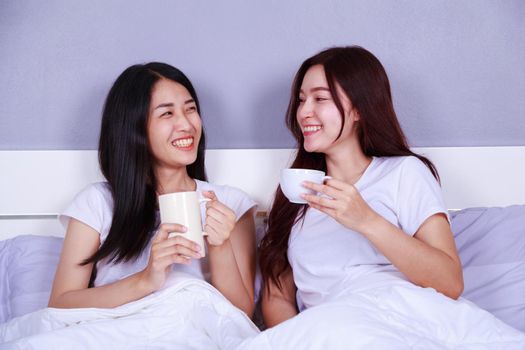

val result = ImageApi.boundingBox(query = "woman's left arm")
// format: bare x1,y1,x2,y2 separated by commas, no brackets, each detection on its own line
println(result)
361,212,463,299
203,191,256,316
303,179,464,299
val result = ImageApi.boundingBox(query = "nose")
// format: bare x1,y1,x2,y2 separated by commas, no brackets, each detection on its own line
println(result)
297,97,314,121
172,110,193,132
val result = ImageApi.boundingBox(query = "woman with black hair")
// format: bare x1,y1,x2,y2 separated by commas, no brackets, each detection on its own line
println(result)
256,46,525,347
48,63,256,317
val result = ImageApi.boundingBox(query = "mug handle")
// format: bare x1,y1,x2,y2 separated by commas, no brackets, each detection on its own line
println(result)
198,195,212,236
197,190,213,204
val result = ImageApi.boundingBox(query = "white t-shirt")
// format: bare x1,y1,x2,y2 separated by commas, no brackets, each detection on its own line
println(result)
60,180,257,287
287,156,448,310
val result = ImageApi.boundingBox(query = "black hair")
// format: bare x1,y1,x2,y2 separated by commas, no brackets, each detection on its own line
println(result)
83,63,207,286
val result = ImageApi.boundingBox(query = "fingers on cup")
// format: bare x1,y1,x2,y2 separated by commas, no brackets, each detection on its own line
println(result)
301,192,332,207
171,244,202,259
154,241,201,262
155,254,190,267
203,190,218,201
206,199,229,216
169,235,200,250
206,206,226,223
172,255,192,265
159,223,187,234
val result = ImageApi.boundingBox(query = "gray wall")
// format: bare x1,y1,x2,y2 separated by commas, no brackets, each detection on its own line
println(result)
1,1,524,150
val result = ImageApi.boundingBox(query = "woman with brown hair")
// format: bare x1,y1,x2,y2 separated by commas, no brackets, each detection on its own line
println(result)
256,46,524,348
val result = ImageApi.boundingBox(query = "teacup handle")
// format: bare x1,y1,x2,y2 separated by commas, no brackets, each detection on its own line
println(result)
317,176,334,198
323,175,332,183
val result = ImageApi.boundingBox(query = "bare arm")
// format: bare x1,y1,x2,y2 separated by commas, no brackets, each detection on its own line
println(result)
303,179,464,299
48,219,151,308
261,267,298,328
49,219,200,308
208,209,256,316
361,213,463,299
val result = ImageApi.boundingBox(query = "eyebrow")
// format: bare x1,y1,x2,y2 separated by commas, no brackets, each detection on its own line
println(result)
299,87,331,94
154,99,195,110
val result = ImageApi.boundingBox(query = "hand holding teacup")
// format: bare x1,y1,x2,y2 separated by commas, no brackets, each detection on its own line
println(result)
301,177,380,233
280,168,379,233
280,168,331,204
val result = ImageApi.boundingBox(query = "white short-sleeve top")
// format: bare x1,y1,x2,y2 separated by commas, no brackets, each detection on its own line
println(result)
287,156,448,310
59,179,257,287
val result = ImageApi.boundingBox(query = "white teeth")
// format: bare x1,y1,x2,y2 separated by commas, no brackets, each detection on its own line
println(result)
304,125,322,132
173,138,194,147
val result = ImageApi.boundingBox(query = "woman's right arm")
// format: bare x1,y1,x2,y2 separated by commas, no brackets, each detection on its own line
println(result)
261,267,298,328
48,219,201,308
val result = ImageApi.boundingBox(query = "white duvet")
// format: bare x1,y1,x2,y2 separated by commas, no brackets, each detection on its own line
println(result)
2,273,524,350
0,273,259,349
238,280,525,350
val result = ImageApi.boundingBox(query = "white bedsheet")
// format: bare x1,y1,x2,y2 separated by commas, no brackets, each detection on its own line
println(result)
2,272,524,350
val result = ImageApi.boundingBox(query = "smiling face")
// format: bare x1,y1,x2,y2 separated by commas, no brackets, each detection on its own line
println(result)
147,78,202,171
297,64,360,155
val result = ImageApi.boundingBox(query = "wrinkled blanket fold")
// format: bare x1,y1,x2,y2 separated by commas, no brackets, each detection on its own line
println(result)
1,273,259,349
2,273,525,350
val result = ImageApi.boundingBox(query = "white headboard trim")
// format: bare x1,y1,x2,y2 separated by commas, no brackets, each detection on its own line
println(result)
1,147,524,239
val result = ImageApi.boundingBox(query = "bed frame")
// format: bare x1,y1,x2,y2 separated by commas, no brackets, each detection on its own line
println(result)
1,147,524,240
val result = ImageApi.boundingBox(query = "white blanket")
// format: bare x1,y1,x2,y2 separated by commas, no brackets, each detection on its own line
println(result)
239,279,525,350
0,273,259,349
2,273,525,350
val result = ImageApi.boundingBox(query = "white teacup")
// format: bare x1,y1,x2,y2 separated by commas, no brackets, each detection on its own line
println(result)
280,168,331,204
158,191,209,257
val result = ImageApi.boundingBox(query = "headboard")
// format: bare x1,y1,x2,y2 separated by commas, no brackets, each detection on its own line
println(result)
1,147,524,240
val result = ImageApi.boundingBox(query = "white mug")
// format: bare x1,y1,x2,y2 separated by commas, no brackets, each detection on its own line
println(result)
158,191,210,257
280,168,331,204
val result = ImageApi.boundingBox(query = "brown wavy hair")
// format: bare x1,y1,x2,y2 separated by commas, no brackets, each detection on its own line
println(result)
259,46,439,292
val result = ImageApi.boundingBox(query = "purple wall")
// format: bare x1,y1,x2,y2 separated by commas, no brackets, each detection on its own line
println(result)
1,1,524,149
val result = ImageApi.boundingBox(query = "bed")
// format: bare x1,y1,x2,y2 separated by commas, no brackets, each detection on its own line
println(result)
1,147,524,347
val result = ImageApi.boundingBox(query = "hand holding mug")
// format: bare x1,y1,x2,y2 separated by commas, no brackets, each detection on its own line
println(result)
202,190,236,246
140,223,202,292
158,191,209,257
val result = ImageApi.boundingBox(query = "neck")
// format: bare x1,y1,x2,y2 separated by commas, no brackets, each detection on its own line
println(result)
325,137,372,185
154,165,196,195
